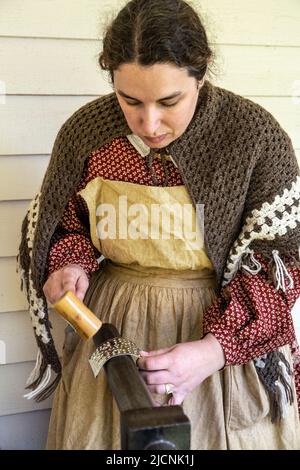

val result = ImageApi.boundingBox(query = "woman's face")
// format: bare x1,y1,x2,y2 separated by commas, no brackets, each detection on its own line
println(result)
114,62,201,149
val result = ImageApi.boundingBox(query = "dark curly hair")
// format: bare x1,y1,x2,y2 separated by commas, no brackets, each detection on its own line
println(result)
99,0,212,82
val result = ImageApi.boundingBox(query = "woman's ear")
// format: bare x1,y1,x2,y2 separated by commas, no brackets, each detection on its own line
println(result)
197,78,204,90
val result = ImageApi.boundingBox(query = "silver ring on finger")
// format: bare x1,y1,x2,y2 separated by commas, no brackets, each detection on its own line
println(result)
164,383,175,395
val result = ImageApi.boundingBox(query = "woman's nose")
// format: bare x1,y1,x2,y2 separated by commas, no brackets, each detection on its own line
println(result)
139,108,161,135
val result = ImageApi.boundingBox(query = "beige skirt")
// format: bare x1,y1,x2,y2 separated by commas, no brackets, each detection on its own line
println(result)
46,262,300,450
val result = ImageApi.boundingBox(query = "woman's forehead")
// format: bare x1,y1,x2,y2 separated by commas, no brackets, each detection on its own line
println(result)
114,63,196,99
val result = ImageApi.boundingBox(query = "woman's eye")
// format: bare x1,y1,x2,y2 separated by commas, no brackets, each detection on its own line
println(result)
160,101,178,107
125,100,140,106
124,99,178,107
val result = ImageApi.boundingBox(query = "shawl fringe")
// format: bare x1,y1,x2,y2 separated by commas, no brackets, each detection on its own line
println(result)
254,351,294,422
242,248,297,292
24,348,62,402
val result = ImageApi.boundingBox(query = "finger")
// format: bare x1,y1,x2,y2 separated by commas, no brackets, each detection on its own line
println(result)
139,370,171,385
146,383,176,395
76,273,89,301
138,352,171,371
140,346,173,357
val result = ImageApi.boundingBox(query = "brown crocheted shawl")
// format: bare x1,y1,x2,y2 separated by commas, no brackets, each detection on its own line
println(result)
18,81,300,400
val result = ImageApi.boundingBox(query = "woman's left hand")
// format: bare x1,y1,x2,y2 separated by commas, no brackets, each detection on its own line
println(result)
137,333,225,405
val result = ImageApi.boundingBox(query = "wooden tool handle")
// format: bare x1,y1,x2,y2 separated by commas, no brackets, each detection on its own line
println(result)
53,291,102,340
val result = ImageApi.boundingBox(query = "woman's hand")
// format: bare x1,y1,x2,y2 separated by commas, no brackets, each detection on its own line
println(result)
137,333,225,405
43,264,89,304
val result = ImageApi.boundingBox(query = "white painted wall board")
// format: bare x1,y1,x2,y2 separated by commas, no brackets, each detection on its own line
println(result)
0,0,123,40
0,310,65,365
214,45,300,98
0,257,28,313
0,155,49,201
1,37,300,97
0,408,51,450
0,0,299,46
0,361,53,416
198,0,300,47
0,95,93,155
0,37,111,96
0,201,29,257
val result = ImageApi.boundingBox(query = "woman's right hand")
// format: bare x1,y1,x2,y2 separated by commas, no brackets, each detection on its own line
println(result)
43,264,89,304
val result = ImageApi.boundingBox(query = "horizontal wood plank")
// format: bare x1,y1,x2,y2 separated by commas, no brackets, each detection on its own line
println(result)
1,95,300,156
200,0,300,46
0,361,53,416
213,45,300,97
0,95,91,155
0,0,121,40
0,257,28,313
1,37,300,96
0,201,29,257
0,0,299,46
0,37,111,96
0,155,49,201
0,310,65,365
0,409,51,449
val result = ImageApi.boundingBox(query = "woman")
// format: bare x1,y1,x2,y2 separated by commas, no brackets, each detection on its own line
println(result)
18,0,300,449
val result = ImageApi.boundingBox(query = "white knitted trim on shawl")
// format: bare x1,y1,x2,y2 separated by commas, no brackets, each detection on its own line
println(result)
223,175,300,289
17,192,52,396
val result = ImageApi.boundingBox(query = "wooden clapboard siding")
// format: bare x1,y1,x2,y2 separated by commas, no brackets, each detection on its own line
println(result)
0,37,111,96
214,45,300,97
0,409,51,449
0,95,93,155
0,201,30,257
0,0,299,46
0,361,53,416
198,0,300,47
0,155,49,201
0,258,27,313
0,0,122,40
0,310,65,365
2,37,300,97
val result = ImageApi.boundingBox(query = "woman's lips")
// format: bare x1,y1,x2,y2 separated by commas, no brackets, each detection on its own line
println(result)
143,134,168,145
